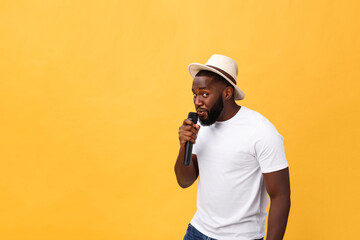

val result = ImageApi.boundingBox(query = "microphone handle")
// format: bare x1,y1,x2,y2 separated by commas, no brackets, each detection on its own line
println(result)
183,112,198,166
184,141,193,166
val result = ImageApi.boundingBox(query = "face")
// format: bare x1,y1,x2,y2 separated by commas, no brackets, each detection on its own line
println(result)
192,75,225,126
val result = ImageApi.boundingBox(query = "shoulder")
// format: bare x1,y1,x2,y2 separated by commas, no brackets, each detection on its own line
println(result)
242,108,288,172
242,106,280,135
241,107,284,150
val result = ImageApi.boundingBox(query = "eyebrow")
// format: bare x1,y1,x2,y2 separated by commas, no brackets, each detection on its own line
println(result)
192,87,208,91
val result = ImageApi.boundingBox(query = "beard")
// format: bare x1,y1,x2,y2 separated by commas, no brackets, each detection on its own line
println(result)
199,96,224,126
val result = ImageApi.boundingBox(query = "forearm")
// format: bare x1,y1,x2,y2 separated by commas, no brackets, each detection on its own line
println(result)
266,194,291,240
174,147,198,188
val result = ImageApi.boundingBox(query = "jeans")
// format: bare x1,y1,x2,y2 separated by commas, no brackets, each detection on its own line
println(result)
183,224,263,240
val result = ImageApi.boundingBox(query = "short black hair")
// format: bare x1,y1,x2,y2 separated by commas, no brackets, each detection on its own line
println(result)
195,70,234,95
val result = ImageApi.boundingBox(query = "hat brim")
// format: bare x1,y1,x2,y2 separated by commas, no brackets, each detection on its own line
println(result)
188,63,245,100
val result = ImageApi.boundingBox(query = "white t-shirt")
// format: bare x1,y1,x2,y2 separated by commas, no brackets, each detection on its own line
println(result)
191,106,288,240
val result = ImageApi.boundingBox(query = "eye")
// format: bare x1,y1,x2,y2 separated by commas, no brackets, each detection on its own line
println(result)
202,92,209,97
193,93,197,97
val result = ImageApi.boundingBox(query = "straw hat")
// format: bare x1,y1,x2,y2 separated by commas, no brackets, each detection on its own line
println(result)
188,54,245,100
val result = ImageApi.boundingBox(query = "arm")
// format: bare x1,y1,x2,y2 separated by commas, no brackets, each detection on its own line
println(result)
174,119,200,188
263,167,291,240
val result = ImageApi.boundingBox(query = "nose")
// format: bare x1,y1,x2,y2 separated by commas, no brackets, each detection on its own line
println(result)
194,95,203,108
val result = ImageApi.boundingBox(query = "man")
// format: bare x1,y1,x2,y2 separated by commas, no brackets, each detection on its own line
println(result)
175,54,290,240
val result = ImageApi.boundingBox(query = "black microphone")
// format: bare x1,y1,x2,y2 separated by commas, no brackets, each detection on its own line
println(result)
184,112,198,166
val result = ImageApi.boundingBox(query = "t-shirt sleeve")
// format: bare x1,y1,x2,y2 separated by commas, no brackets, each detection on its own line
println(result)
254,121,288,173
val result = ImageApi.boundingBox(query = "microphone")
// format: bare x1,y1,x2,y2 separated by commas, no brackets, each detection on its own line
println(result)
184,112,198,166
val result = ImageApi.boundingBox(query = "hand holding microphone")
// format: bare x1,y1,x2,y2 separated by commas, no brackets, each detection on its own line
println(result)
178,112,199,166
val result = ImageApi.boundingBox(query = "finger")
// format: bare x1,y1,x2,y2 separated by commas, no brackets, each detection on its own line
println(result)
183,136,193,143
189,127,198,135
182,131,196,137
181,125,198,135
187,137,196,144
182,125,195,131
183,119,195,126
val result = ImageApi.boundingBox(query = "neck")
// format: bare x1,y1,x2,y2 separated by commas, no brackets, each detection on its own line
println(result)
217,101,241,122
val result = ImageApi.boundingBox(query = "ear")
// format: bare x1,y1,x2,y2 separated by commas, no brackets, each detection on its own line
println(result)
223,86,234,101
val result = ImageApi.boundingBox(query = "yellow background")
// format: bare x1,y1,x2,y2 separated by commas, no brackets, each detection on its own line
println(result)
1,1,359,239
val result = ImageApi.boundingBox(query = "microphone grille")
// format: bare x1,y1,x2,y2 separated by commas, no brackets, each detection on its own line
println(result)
188,112,198,124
